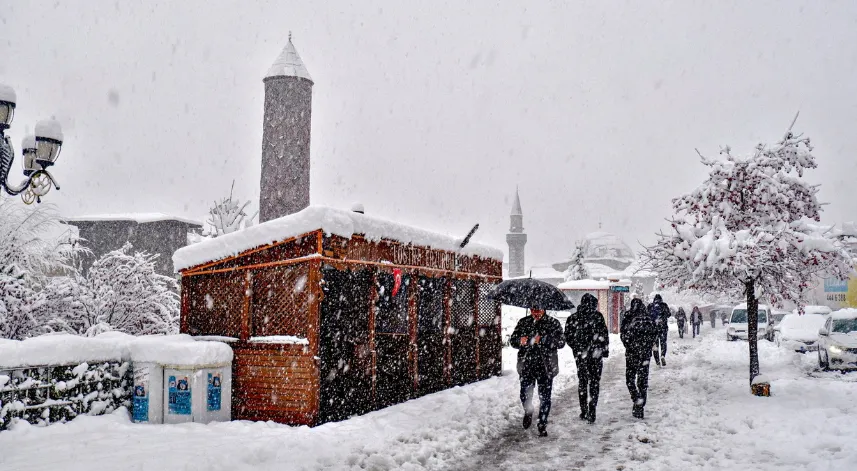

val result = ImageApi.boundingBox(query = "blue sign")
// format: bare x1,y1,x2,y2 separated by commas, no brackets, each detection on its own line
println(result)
168,375,192,415
132,385,148,422
824,278,849,293
207,373,222,411
610,285,630,293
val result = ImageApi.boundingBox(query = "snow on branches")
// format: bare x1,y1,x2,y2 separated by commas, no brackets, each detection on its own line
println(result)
206,181,258,237
41,243,179,337
643,122,854,309
563,241,590,281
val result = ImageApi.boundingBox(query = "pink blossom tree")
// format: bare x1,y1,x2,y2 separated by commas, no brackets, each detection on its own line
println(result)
643,118,854,385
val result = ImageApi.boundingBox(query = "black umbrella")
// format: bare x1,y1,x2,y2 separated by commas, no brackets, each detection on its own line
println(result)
489,278,575,311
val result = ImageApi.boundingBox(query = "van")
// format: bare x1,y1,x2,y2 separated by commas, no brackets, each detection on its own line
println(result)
727,303,773,342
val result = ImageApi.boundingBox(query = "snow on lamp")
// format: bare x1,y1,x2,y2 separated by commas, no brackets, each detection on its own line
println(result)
21,135,38,176
34,119,63,168
0,84,15,129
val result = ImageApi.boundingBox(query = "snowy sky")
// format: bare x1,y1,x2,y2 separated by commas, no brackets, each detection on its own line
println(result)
1,1,856,266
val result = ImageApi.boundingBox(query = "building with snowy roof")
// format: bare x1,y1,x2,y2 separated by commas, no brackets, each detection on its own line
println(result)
64,213,202,276
174,205,503,426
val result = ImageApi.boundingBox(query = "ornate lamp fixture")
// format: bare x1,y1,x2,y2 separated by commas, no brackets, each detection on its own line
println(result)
0,84,63,204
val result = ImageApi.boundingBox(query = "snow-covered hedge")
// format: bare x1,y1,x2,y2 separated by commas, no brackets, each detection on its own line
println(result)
0,360,131,431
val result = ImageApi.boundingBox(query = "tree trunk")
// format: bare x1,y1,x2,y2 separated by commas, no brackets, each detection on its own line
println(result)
745,279,760,383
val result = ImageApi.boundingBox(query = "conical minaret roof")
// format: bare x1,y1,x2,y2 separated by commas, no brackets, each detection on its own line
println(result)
266,33,313,82
511,188,523,217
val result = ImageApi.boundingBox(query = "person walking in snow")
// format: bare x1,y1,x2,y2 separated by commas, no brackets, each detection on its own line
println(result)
565,293,609,424
675,307,687,339
621,298,658,419
709,309,717,328
691,306,703,338
648,294,671,366
510,308,565,437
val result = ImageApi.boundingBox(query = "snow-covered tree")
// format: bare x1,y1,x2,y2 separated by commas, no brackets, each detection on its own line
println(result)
643,120,854,384
206,181,258,236
42,243,179,336
563,241,590,281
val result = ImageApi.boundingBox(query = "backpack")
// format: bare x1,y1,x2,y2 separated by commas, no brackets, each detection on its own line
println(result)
626,314,656,352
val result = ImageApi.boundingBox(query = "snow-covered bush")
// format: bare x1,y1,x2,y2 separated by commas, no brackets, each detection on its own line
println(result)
563,241,590,281
0,360,131,431
643,120,854,383
206,181,257,237
41,243,179,337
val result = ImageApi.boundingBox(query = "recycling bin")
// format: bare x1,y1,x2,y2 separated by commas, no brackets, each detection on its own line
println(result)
163,366,231,424
132,362,164,424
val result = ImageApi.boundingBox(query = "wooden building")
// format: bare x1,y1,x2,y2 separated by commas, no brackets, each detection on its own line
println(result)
174,206,503,426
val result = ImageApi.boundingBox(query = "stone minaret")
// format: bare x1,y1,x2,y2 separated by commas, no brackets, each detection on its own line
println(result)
260,33,313,223
506,188,527,278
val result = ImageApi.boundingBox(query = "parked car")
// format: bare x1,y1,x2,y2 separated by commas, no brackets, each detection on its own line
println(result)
774,313,828,352
817,310,857,371
795,305,833,316
726,303,773,342
771,309,790,326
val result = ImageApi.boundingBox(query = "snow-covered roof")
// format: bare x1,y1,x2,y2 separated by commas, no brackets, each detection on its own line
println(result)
558,279,630,291
582,231,636,262
510,189,523,217
173,205,503,272
266,37,313,82
65,213,202,226
514,264,564,281
732,303,771,311
831,309,857,320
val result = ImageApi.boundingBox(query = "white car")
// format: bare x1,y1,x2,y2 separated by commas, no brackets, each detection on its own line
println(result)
795,305,833,316
817,310,857,371
726,303,773,342
774,313,827,352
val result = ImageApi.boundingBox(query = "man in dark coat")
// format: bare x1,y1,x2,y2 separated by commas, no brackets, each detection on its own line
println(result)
621,298,658,419
510,308,565,437
675,307,687,339
565,293,609,424
709,309,717,328
691,306,703,338
648,294,671,366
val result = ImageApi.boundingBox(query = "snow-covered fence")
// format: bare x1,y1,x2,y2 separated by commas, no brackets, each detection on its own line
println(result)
0,360,131,431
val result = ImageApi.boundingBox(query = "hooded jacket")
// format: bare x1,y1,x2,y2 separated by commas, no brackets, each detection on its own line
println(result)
621,298,657,356
564,293,610,360
510,312,565,378
648,294,671,330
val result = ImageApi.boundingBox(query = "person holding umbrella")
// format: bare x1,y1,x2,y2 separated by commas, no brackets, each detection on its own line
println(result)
491,278,572,438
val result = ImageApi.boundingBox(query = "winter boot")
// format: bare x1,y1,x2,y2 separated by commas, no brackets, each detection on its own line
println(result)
632,405,642,419
587,408,596,424
522,411,533,429
538,424,548,437
661,355,666,366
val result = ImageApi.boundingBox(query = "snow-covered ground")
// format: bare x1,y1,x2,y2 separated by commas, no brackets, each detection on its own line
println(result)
1,321,855,470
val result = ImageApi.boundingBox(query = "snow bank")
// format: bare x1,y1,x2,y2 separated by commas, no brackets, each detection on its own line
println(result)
0,333,232,369
173,205,503,272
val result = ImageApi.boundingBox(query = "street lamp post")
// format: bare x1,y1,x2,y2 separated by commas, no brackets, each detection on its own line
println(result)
0,84,64,204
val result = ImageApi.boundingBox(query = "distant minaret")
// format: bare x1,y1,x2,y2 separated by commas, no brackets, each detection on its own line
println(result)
260,32,313,223
506,188,527,278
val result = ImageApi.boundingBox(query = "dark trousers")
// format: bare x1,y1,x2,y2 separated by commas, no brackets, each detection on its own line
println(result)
625,351,651,406
677,320,685,338
575,356,603,417
654,328,668,358
520,373,554,428
692,323,701,337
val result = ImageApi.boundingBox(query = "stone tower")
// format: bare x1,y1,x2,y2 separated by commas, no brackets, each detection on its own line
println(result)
506,188,527,278
259,33,313,223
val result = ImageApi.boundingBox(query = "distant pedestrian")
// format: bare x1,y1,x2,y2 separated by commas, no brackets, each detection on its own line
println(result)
709,310,716,328
691,306,703,338
565,293,609,424
675,307,687,339
621,298,658,419
510,308,565,437
721,311,728,326
648,294,671,366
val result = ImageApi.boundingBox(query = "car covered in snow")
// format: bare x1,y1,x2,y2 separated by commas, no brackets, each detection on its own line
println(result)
795,305,833,317
726,303,773,342
818,309,857,371
771,309,790,326
774,313,828,353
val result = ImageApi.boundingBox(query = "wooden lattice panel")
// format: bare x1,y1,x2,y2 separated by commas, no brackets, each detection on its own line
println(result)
184,271,245,337
477,282,500,327
251,264,310,338
451,279,475,328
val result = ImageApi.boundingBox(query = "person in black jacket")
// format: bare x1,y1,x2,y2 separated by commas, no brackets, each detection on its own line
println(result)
509,308,565,437
621,298,658,419
691,306,703,338
565,293,609,424
675,307,687,339
648,294,671,366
